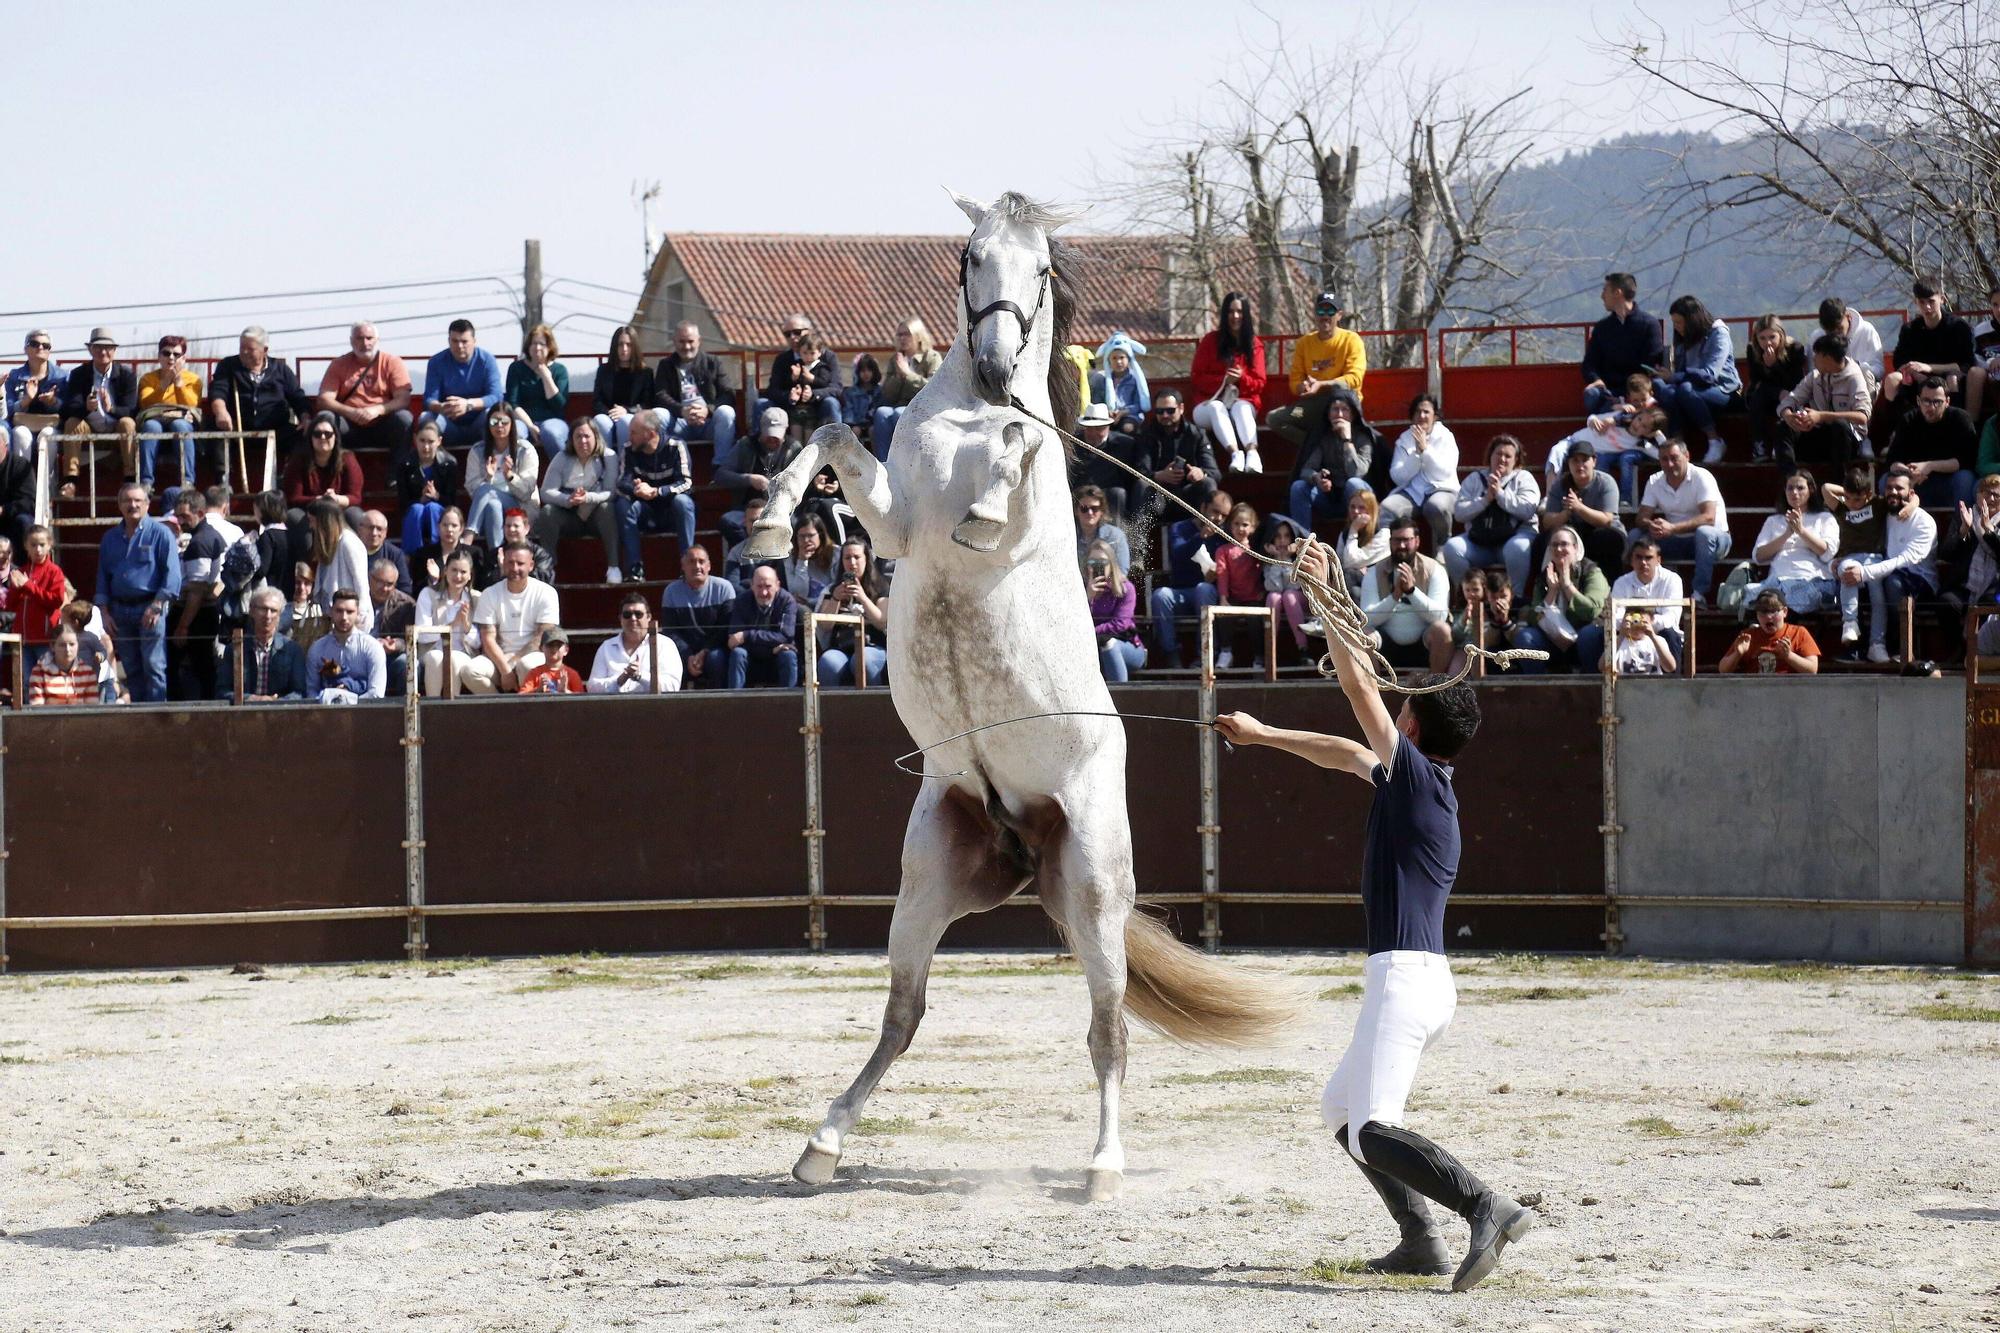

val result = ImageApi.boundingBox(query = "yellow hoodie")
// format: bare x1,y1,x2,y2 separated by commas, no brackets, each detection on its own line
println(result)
1287,327,1366,401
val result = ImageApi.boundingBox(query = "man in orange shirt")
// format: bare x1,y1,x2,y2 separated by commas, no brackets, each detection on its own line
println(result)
316,321,414,463
1719,590,1821,674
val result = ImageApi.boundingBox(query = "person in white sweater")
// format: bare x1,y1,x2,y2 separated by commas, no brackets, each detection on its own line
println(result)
412,547,482,696
1747,470,1840,612
587,590,683,693
1360,516,1451,669
1441,434,1541,597
306,497,373,633
1379,393,1459,549
532,417,621,582
465,408,540,550
1576,535,1684,673
1836,464,1938,662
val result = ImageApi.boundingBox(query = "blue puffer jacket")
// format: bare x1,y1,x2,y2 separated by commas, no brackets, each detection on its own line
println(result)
1089,331,1152,418
1673,321,1741,394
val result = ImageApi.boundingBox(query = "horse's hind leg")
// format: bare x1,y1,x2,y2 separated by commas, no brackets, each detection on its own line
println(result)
794,784,1022,1184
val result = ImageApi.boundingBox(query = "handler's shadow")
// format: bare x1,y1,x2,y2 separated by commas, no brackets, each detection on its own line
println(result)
1,1165,1163,1252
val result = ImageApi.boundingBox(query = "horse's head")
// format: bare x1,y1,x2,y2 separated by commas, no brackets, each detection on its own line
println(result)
949,190,1081,408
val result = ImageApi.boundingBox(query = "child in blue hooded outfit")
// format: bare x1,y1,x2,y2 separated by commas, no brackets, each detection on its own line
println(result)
1090,332,1152,435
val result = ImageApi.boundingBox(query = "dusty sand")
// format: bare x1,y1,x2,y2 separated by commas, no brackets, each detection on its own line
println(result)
1,950,1996,1332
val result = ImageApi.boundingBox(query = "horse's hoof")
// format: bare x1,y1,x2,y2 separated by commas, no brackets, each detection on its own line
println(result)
743,519,794,560
793,1142,841,1186
1085,1167,1124,1202
810,423,860,451
951,514,1005,552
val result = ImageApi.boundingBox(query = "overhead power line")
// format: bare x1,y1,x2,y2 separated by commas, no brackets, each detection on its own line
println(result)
0,274,518,322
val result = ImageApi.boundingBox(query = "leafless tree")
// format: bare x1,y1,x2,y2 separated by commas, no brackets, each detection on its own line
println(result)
1618,0,2000,299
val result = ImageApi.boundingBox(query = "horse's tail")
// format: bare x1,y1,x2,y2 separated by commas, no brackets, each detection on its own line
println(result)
1117,910,1310,1048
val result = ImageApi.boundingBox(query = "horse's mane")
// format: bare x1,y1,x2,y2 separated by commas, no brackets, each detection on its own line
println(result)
986,191,1082,436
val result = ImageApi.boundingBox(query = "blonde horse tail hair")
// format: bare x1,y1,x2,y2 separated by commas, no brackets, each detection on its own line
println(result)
1117,909,1309,1048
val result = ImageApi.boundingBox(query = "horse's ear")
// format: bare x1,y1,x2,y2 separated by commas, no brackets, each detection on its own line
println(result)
945,188,989,227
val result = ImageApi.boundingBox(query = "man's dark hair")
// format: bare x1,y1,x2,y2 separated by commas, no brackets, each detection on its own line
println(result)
1405,676,1482,759
1753,589,1784,612
500,539,533,558
620,591,650,616
1918,375,1950,397
1152,388,1183,408
1885,462,1915,482
1604,272,1637,301
448,318,476,337
1628,535,1658,558
1387,515,1422,537
1812,332,1848,361
330,589,360,608
204,484,232,510
1817,298,1846,331
1845,458,1876,487
1912,278,1940,301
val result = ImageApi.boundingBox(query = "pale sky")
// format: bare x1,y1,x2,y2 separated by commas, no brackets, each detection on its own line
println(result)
4,0,1745,359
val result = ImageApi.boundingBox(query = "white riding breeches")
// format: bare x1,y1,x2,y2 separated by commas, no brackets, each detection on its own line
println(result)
1321,950,1456,1166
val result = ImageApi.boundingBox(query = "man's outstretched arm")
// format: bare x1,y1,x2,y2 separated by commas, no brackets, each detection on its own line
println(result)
1213,711,1376,781
1299,539,1401,771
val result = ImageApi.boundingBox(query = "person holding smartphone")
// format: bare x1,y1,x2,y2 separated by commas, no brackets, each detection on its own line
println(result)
814,538,888,687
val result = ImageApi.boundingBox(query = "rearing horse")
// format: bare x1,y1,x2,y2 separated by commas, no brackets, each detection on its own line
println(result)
746,190,1301,1201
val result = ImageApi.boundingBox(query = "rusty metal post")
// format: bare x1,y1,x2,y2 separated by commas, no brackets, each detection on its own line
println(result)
231,627,245,705
1196,605,1221,953
1263,612,1278,682
442,634,455,700
800,608,829,951
400,682,428,961
10,639,21,710
1473,602,1487,679
1598,639,1624,954
852,619,868,691
1902,594,1915,662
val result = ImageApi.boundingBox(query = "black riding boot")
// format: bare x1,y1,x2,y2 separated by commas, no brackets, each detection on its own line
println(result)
1356,1161,1453,1275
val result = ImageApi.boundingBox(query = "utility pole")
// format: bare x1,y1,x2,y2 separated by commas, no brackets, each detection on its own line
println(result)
522,239,543,336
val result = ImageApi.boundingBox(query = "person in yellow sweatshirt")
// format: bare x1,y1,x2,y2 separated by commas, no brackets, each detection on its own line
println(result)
1268,292,1367,446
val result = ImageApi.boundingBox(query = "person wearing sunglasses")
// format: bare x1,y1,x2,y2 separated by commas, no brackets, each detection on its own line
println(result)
1073,485,1130,573
586,591,681,694
1128,389,1218,530
756,314,842,434
137,335,204,501
5,329,63,467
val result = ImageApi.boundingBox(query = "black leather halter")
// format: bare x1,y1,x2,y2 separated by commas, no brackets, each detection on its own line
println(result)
960,241,1050,361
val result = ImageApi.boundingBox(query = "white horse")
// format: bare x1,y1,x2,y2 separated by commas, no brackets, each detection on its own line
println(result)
746,191,1301,1201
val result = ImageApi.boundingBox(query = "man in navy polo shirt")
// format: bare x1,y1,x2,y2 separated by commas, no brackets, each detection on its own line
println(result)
1216,538,1535,1293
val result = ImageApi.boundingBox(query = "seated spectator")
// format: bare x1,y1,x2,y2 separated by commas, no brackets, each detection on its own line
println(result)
515,626,583,694
1086,538,1145,682
1818,297,1883,375
774,511,836,604
414,547,483,697
306,590,386,702
1335,489,1388,599
207,324,310,466
1534,440,1626,574
1442,569,1511,675
1211,502,1264,669
815,538,889,687
354,508,410,596
10,524,69,674
1443,434,1540,598
1883,278,1978,411
759,315,841,434
1743,314,1808,463
0,418,39,553
466,407,540,551
504,322,570,459
1262,517,1310,654
28,624,99,707
1506,526,1607,674
1268,292,1366,443
1747,469,1839,612
727,564,801,688
1883,376,1979,508
661,545,736,689
873,318,941,460
1937,472,2000,661
799,465,864,547
95,482,180,703
1379,393,1459,549
590,325,655,457
1578,536,1684,673
216,586,307,702
715,408,805,549
1547,376,1660,505
1719,589,1821,674
652,321,738,458
6,329,63,466
1610,606,1679,676
1068,402,1142,525
1972,285,2000,390
1653,295,1740,461
279,560,327,652
1580,273,1667,416
368,557,416,696
58,327,139,497
414,505,485,594
1636,438,1731,603
535,416,621,581
420,319,504,450
308,498,374,632
169,489,227,702
1774,333,1873,475
1359,516,1450,671
137,335,203,497
841,355,883,443
1286,384,1376,536
1148,489,1231,661
1833,464,1936,664
282,413,366,556
316,321,414,461
393,421,461,556
1089,332,1151,435
482,508,554,589
1189,291,1268,474
721,496,768,591
1074,485,1130,573
465,541,559,693
616,409,696,581
588,592,682,694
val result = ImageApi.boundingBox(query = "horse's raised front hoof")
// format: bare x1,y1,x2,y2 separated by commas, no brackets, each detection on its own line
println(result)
951,512,1005,552
743,517,795,560
793,1141,841,1186
1085,1167,1124,1202
809,423,861,452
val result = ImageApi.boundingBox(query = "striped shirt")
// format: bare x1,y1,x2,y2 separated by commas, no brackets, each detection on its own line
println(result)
29,658,99,706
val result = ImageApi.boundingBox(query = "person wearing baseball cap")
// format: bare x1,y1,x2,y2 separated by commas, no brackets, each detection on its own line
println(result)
514,625,584,694
1267,292,1367,448
713,405,804,550
58,328,139,496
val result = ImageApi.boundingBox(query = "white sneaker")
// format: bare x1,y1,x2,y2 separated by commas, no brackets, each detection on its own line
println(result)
1703,440,1725,464
1300,618,1324,639
1215,649,1234,669
1866,643,1892,664
1840,620,1860,645
1226,451,1246,473
1244,449,1263,474
607,566,624,584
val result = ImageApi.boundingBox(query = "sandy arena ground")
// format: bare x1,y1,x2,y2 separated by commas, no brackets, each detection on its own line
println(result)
1,950,1997,1332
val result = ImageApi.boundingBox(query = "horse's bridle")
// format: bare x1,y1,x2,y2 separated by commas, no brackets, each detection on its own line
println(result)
959,242,1050,361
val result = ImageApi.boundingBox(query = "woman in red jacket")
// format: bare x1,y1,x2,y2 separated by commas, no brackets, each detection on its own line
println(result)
1190,291,1268,475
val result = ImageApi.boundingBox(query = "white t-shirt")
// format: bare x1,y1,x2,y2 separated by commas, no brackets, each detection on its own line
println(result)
1641,465,1728,534
1608,568,1685,631
473,578,560,656
1753,511,1839,582
1614,629,1666,676
587,633,683,694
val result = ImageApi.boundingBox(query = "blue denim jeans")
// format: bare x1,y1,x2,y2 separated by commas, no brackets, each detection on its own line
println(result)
1505,624,1578,674
108,601,168,702
1652,379,1735,439
519,412,569,460
402,501,445,553
1748,576,1837,615
870,404,908,460
1147,583,1218,655
618,492,697,571
1654,527,1732,601
1098,638,1147,682
1582,383,1621,416
817,644,887,687
1440,531,1535,598
1288,476,1372,534
668,404,737,457
139,418,196,489
728,644,800,689
419,409,486,450
466,484,515,549
1916,469,1978,509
